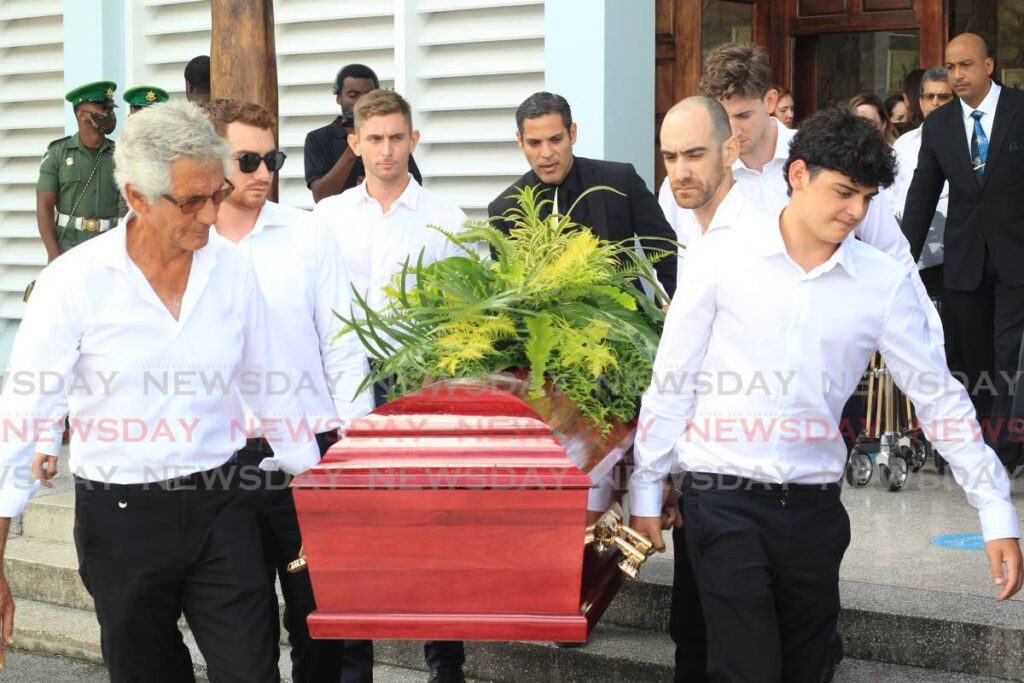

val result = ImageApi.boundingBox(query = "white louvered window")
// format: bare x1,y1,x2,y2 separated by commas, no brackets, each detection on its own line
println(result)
402,0,544,220
127,0,543,217
0,0,64,364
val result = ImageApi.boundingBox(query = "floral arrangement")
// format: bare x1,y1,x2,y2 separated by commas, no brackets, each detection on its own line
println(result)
337,185,673,428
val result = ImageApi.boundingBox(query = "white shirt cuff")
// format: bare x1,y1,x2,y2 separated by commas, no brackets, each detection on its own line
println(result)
0,479,41,518
628,476,665,517
258,442,320,476
587,475,615,512
35,437,63,458
979,503,1021,542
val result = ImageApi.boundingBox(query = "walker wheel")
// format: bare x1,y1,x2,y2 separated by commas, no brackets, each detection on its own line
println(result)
845,450,873,487
880,450,910,491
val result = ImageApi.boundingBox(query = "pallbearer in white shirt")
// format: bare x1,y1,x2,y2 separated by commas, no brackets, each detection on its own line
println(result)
658,95,751,683
205,100,374,683
631,109,1022,683
0,101,321,681
659,42,943,351
311,89,470,683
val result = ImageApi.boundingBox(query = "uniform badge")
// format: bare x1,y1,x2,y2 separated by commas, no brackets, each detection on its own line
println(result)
106,88,114,99
145,90,157,102
65,157,74,166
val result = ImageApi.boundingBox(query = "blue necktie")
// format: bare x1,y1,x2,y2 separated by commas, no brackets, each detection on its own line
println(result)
971,110,988,182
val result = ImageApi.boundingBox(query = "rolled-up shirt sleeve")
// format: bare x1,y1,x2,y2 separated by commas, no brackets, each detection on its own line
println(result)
880,273,1019,542
0,265,81,516
237,261,321,475
629,240,718,517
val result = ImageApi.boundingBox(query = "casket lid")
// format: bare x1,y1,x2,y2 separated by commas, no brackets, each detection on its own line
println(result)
293,382,596,490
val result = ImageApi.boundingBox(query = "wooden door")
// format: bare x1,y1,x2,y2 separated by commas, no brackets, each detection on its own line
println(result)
654,0,770,189
777,0,948,119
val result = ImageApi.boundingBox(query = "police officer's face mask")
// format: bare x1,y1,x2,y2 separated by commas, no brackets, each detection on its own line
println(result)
87,110,116,135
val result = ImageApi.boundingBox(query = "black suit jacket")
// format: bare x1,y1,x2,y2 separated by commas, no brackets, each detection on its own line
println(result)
487,156,677,297
902,86,1024,291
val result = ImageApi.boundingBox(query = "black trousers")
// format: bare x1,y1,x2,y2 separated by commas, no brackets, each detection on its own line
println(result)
237,432,375,683
669,523,709,683
373,379,466,672
73,465,278,683
681,473,850,683
946,253,1024,470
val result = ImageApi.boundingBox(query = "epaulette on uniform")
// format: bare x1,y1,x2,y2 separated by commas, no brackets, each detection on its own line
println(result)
46,136,71,150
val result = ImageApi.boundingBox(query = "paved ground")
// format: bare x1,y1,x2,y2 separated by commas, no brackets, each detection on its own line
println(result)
3,649,1011,682
651,463,1024,603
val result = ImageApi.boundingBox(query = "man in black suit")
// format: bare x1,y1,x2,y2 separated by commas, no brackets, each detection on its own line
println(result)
902,33,1024,471
488,92,677,298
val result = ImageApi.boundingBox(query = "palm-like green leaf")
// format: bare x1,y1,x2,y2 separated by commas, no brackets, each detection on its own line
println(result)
337,184,681,427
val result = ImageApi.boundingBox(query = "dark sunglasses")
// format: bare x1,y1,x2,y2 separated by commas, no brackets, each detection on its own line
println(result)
921,92,954,102
232,150,287,173
160,180,235,214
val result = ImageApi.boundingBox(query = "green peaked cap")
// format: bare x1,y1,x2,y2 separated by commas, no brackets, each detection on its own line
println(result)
65,81,118,107
124,86,169,108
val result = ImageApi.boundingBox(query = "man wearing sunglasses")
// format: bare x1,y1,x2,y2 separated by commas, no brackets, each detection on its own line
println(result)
889,66,954,301
205,99,375,683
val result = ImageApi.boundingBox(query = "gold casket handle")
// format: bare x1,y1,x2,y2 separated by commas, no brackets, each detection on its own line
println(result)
583,503,655,580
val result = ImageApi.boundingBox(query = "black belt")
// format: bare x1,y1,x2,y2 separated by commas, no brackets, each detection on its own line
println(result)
242,430,339,457
74,459,237,493
681,472,842,501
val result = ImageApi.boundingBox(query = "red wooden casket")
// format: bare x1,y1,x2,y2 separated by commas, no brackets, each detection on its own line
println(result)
291,375,636,642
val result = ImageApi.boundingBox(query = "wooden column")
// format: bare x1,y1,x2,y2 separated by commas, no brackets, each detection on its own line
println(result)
210,0,279,195
918,0,949,70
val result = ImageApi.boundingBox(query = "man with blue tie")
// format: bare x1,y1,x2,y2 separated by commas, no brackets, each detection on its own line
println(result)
902,32,1024,472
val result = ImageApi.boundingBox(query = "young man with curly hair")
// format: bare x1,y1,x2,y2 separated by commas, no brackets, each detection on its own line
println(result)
632,108,1021,682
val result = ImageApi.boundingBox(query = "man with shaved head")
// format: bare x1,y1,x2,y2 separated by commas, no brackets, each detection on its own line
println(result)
659,96,747,276
657,95,755,683
903,32,1024,472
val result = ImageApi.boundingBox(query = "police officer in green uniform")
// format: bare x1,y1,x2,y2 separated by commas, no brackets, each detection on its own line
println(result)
124,85,169,114
36,81,126,261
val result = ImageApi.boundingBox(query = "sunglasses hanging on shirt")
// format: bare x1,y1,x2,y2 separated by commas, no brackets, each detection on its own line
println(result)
232,150,287,174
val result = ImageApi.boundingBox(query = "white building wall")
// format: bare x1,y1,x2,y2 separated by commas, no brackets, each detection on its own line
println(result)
126,0,544,217
0,0,64,365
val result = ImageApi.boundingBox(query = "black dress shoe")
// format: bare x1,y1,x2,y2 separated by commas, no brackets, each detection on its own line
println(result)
427,667,466,683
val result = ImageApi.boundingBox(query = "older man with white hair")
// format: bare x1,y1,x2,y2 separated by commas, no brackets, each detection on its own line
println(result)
0,100,317,682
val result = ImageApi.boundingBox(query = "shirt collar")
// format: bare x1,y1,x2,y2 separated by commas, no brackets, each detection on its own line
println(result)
962,80,1001,121
752,207,858,278
702,182,750,236
249,200,286,238
98,211,223,276
733,117,795,173
354,174,421,211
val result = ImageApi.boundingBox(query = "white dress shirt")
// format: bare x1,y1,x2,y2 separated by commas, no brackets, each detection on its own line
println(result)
656,182,758,290
630,212,1018,542
0,216,321,517
889,127,947,269
961,81,1001,163
657,118,944,348
223,201,373,434
312,176,470,315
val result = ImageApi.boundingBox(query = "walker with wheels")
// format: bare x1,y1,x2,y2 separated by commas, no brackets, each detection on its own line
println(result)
845,353,944,491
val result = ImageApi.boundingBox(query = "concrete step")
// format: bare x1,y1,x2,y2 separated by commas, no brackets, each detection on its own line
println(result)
21,490,75,544
602,554,1024,681
9,598,448,682
4,536,93,612
13,490,1024,680
9,598,1011,683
